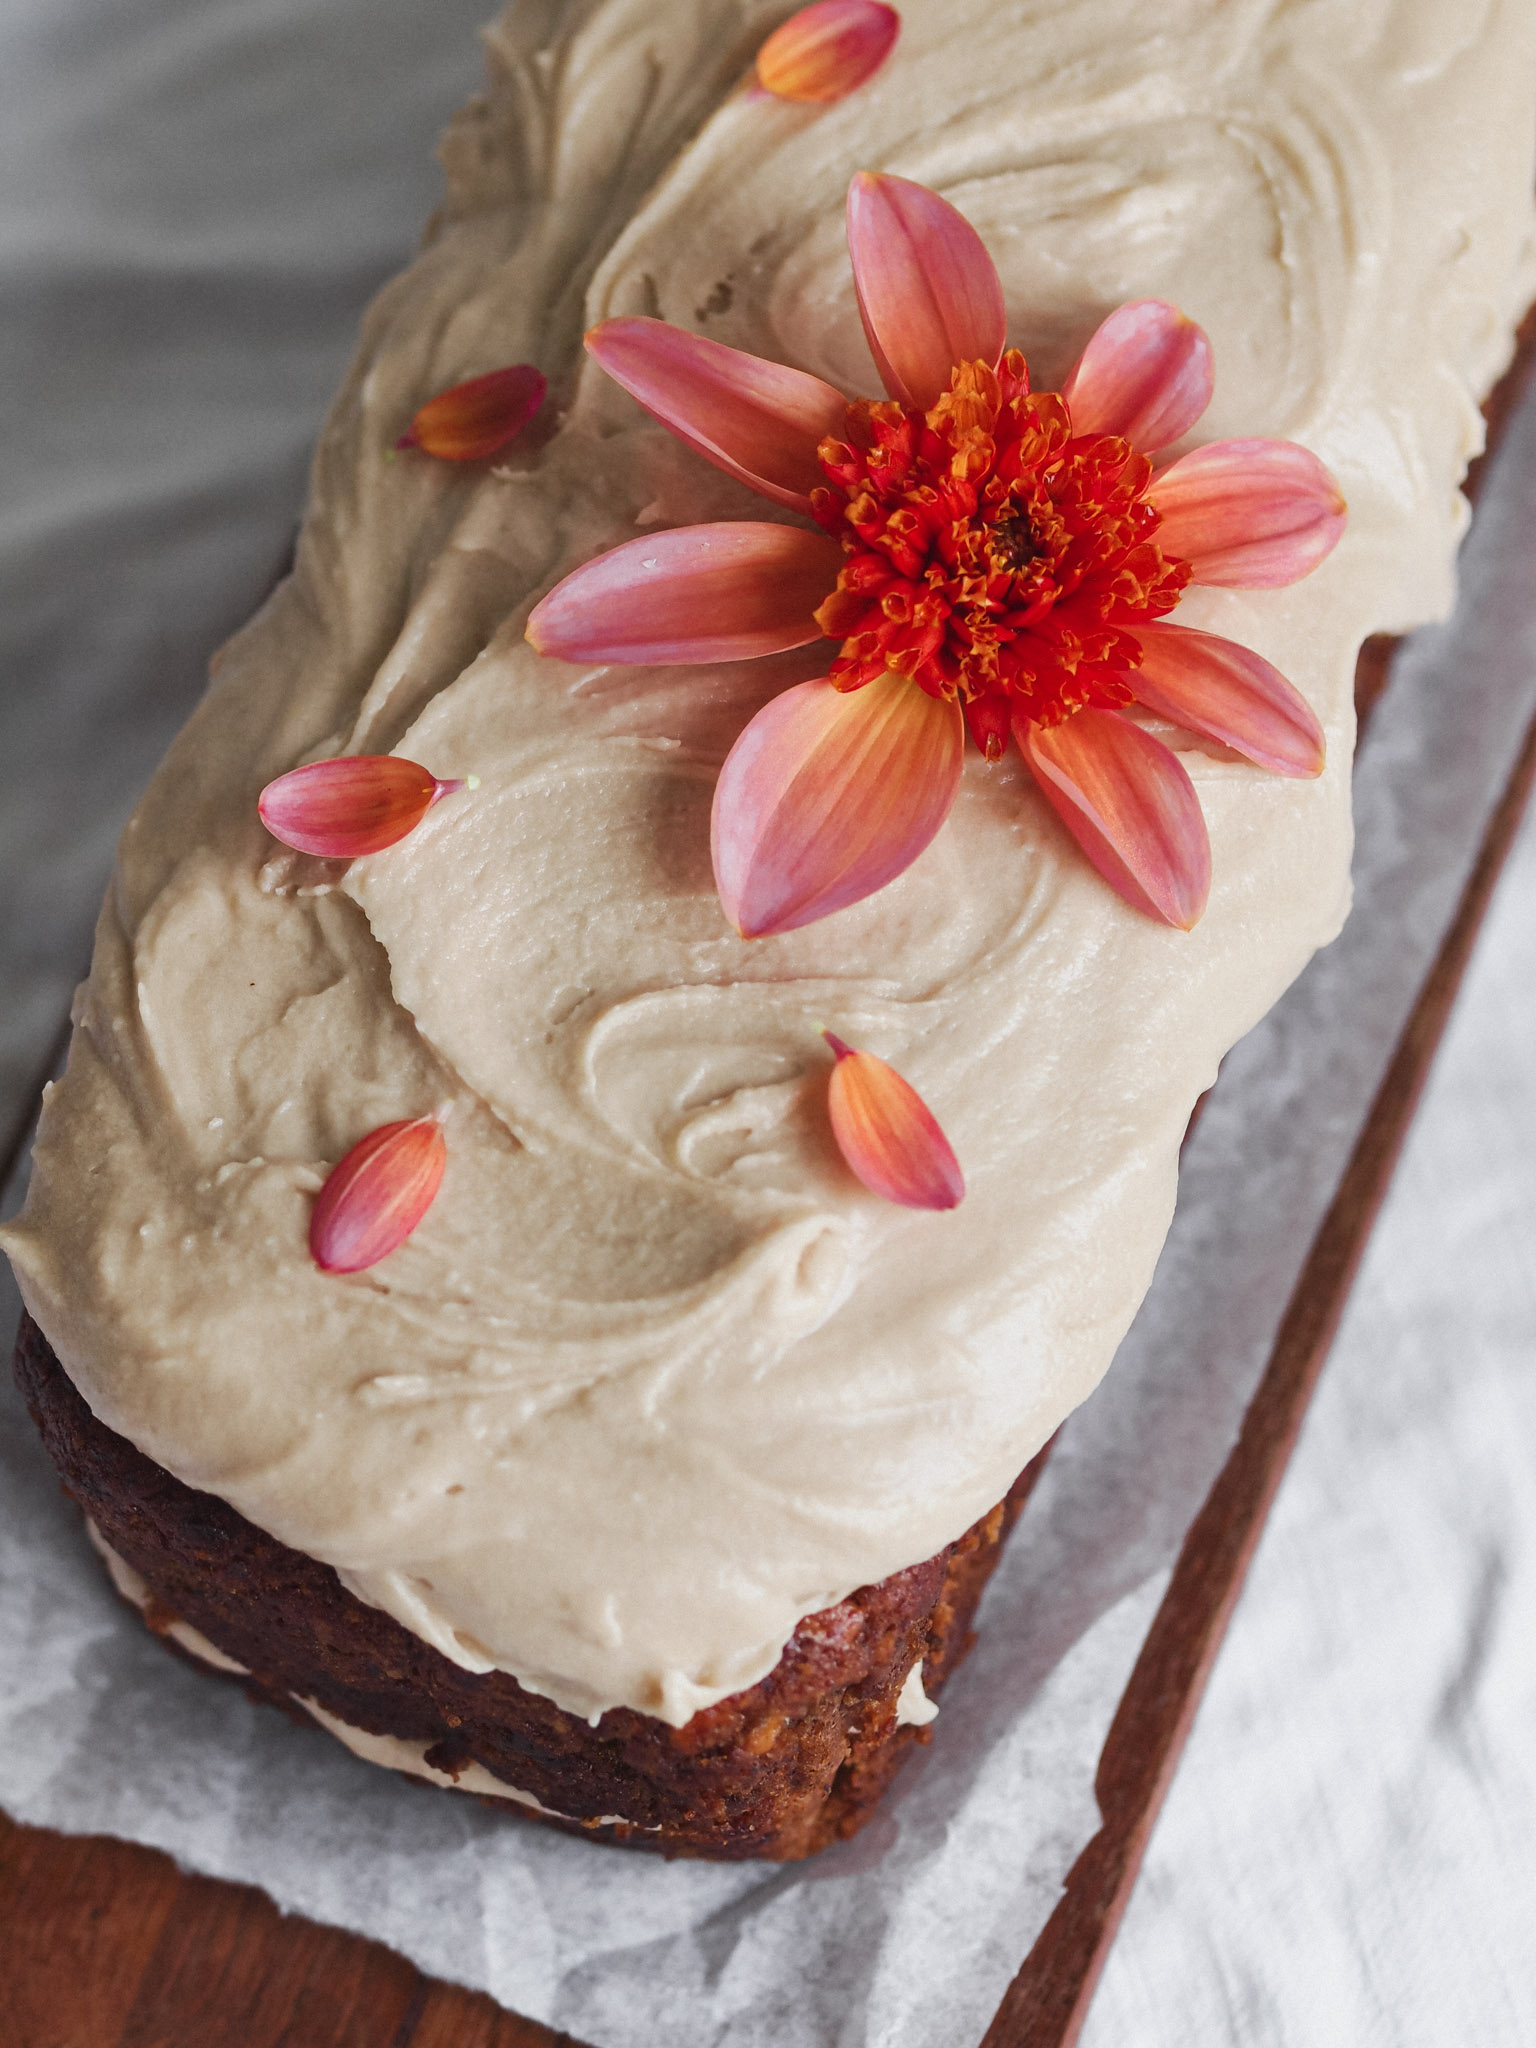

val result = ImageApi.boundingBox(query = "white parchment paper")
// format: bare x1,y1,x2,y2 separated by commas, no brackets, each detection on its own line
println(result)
4,4,1536,2042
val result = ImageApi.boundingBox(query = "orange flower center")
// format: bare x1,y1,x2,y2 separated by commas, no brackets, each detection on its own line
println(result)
810,352,1191,759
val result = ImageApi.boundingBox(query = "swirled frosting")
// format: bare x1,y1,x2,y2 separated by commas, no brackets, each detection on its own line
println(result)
6,0,1535,1724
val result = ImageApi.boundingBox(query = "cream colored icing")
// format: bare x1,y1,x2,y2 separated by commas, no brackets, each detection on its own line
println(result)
6,0,1536,1727
894,1664,938,1729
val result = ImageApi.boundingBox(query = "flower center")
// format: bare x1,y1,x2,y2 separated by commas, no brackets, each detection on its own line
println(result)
810,352,1190,755
988,512,1044,574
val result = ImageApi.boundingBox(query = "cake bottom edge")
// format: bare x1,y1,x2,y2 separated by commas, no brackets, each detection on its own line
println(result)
13,1311,1049,1861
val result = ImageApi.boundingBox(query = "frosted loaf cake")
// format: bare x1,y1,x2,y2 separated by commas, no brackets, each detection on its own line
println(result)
7,0,1536,1857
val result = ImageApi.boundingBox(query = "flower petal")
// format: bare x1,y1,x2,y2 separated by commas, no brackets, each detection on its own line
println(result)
310,1116,447,1274
823,1032,964,1210
845,172,1007,409
1150,438,1346,587
964,692,1012,762
1134,622,1325,777
755,0,900,103
1020,707,1211,928
258,756,468,857
526,524,842,665
1061,300,1213,454
586,318,846,511
712,669,964,936
396,365,546,461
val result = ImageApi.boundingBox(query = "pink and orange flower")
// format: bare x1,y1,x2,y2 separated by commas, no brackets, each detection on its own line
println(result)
823,1031,964,1210
754,0,900,104
396,363,547,462
258,755,475,858
309,1114,447,1274
528,173,1345,937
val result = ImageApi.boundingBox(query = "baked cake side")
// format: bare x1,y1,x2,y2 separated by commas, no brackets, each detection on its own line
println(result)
15,1311,1045,1860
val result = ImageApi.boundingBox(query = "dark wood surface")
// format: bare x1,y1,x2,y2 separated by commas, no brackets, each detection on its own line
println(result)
0,1804,572,2048
7,318,1536,2048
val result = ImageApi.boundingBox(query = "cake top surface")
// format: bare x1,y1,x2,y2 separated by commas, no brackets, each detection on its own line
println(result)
5,0,1534,1722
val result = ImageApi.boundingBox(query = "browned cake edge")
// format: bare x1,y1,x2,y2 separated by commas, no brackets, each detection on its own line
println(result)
13,1311,1048,1861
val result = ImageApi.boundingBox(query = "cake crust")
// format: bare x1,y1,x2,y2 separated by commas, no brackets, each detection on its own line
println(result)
14,1312,1045,1860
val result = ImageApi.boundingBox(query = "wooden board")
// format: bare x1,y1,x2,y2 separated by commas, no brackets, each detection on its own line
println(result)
5,322,1535,2048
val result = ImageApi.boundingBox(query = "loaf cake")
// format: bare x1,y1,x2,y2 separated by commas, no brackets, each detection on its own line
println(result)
6,0,1536,1860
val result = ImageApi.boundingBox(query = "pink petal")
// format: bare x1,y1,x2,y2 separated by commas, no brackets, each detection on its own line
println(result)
1020,708,1210,929
525,524,843,664
1134,622,1325,778
845,172,1007,409
396,365,546,461
310,1116,447,1274
823,1032,964,1210
586,318,846,512
1150,438,1347,587
755,0,900,103
1061,300,1213,454
712,670,964,936
258,756,469,857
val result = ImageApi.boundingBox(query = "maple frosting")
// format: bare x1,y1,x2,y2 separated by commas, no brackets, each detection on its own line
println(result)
6,0,1536,1727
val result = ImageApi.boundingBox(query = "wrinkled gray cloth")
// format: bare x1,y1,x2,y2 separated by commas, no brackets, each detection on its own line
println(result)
2,5,1534,2044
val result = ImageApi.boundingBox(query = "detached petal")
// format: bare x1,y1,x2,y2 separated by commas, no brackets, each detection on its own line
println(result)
1062,300,1213,454
397,365,545,461
823,1033,964,1210
713,670,964,936
586,318,846,511
1151,438,1346,587
311,1117,447,1274
526,523,842,664
1020,707,1210,928
1134,623,1325,778
756,0,900,103
258,756,468,857
845,173,1007,409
